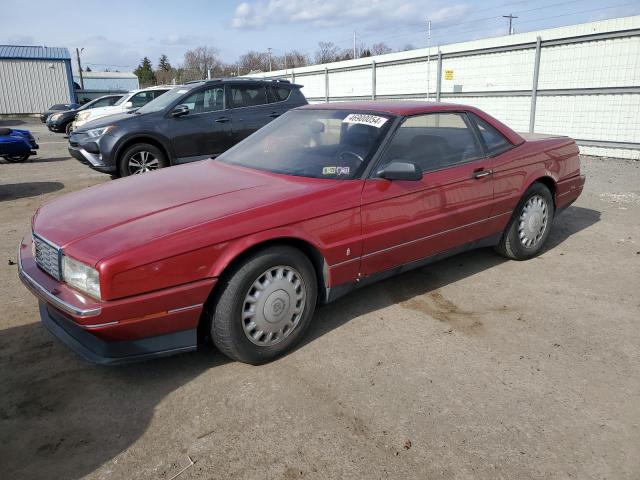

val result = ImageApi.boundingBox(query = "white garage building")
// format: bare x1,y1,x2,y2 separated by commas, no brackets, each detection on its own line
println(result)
0,45,76,115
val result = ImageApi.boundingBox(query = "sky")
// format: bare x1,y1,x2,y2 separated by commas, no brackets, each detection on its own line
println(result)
1,0,638,73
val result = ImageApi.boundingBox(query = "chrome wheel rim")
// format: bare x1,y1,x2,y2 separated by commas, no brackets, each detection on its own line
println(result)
518,194,548,248
242,265,306,347
128,151,159,174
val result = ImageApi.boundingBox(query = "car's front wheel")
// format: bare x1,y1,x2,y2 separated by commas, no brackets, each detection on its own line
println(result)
495,182,555,260
210,246,318,364
118,143,168,176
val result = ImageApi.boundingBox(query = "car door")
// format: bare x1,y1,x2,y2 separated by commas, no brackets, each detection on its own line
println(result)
359,112,495,276
170,85,233,161
227,83,272,144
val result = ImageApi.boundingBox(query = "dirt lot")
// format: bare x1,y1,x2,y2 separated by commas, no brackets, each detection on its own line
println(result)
1,117,639,480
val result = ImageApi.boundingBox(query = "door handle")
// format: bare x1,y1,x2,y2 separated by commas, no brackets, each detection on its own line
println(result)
269,112,280,118
215,117,230,123
473,169,493,179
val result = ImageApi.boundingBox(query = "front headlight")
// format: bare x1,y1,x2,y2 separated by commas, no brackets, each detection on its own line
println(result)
86,126,116,138
76,111,90,121
50,113,63,121
62,255,101,299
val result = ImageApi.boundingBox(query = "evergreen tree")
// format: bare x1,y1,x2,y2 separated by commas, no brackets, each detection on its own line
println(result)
158,54,171,72
134,57,156,86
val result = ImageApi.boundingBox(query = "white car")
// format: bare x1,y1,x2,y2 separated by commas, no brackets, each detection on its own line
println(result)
72,86,173,130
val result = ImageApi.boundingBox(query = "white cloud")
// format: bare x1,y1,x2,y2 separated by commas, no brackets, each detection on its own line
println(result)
231,0,469,30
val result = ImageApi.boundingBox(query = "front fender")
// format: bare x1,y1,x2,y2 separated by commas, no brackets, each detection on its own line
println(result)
207,227,327,280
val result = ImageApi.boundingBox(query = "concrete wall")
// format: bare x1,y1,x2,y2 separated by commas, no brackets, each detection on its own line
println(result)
253,16,640,160
0,59,73,114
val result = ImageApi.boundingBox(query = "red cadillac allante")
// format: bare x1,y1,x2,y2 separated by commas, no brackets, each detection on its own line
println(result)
19,102,585,364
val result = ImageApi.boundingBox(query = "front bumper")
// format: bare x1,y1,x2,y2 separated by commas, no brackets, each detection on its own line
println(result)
18,234,216,364
68,132,117,173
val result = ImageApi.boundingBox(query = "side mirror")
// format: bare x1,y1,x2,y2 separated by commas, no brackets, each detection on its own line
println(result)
377,161,422,181
171,104,190,117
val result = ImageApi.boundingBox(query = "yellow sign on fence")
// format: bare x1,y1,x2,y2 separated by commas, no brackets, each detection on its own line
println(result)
444,69,454,80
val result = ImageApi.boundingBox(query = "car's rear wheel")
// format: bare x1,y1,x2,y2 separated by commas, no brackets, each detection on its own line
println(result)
118,143,168,176
210,246,318,364
495,182,555,260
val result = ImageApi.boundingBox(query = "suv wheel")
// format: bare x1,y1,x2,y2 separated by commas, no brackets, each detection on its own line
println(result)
119,143,168,176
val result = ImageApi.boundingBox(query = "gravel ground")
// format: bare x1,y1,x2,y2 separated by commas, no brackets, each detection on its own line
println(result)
0,118,639,480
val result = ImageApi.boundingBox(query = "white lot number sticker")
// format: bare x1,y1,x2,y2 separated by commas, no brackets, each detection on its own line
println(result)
343,113,388,128
323,166,350,175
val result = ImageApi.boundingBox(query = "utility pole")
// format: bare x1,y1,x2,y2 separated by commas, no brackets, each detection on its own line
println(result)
426,20,431,101
353,31,357,59
76,48,84,90
267,48,272,71
503,14,518,35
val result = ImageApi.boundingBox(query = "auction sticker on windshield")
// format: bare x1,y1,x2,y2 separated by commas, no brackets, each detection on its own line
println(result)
343,113,388,128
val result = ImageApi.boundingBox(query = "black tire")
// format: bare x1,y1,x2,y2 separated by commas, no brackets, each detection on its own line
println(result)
495,182,555,260
210,246,318,364
65,122,73,136
2,153,30,163
118,143,168,177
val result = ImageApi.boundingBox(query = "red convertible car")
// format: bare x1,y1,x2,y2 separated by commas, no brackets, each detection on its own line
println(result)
18,102,585,364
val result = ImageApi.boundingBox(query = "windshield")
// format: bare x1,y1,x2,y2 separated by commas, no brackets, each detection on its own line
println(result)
137,85,196,114
217,109,393,180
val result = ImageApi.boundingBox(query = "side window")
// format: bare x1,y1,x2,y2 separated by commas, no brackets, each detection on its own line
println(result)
267,86,291,103
230,85,267,108
378,113,482,173
108,97,120,105
182,86,224,114
469,113,512,156
129,91,155,108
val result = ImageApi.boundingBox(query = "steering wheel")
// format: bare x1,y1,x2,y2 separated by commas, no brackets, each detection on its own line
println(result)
338,150,364,163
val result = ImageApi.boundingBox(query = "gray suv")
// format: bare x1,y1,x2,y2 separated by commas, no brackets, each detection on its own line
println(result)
68,78,307,176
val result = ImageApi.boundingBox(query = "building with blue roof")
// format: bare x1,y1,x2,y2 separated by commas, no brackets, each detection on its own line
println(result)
0,45,76,114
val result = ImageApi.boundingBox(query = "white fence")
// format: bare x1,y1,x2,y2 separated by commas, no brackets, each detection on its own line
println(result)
253,16,640,160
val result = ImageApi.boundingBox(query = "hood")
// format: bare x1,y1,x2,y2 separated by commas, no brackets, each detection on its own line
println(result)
76,111,140,131
32,161,345,266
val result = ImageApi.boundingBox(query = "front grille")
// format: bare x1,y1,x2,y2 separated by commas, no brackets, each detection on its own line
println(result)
33,234,62,280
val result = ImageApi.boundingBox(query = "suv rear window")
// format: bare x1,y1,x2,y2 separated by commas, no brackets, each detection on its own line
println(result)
267,86,291,103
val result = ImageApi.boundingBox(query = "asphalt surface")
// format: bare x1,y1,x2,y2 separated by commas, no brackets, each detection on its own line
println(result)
1,118,639,480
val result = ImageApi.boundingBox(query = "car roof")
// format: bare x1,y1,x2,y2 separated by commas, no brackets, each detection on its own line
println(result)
299,101,482,116
185,78,302,88
299,101,524,145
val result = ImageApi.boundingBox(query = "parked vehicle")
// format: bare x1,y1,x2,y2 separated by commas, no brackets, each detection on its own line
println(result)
19,102,585,365
40,103,80,123
68,78,307,176
0,127,39,162
71,86,172,130
46,94,124,135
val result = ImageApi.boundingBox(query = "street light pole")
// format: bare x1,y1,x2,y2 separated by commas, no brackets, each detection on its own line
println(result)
267,48,272,71
76,47,85,90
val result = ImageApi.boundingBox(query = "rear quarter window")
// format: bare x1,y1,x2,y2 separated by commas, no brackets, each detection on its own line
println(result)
469,113,513,156
267,86,291,103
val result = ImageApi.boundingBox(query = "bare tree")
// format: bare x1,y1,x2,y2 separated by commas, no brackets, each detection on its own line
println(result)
280,50,309,69
238,50,269,74
314,41,340,64
401,43,416,51
183,46,220,81
371,43,393,56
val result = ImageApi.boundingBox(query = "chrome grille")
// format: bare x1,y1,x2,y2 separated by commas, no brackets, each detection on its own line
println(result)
33,234,61,280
